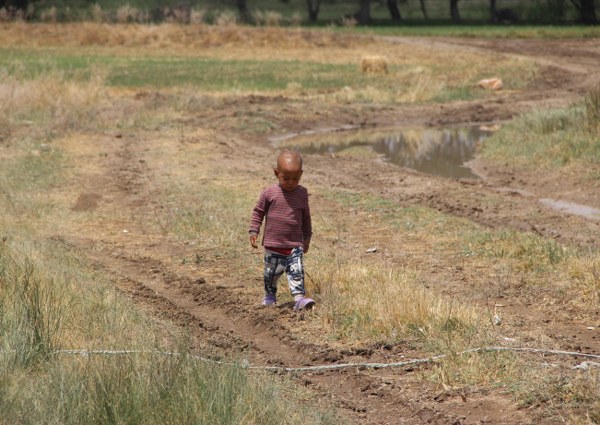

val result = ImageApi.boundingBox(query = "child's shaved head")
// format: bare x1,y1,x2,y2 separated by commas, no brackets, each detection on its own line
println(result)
276,150,303,171
274,150,303,192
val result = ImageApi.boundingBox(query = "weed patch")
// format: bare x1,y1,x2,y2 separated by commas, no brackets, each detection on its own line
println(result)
585,84,600,135
482,104,600,169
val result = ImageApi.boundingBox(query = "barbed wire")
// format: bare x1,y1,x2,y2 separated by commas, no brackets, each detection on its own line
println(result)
54,346,600,372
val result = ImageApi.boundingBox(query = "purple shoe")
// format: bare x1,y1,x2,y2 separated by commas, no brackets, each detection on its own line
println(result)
293,297,315,311
262,294,276,306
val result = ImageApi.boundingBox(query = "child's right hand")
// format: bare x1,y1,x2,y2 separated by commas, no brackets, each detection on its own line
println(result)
249,234,258,248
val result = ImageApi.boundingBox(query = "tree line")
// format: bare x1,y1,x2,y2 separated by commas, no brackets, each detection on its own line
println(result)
243,0,599,25
1,0,598,25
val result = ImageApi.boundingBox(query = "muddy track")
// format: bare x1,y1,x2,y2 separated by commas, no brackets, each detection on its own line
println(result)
59,37,600,425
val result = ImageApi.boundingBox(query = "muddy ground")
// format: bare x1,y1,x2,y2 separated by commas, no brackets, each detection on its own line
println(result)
62,37,600,424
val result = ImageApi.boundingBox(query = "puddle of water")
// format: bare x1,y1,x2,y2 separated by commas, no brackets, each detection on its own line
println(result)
283,126,493,179
372,127,492,179
539,198,600,220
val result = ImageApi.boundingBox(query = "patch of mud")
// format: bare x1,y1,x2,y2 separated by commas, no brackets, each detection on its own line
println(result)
71,192,102,211
268,124,359,145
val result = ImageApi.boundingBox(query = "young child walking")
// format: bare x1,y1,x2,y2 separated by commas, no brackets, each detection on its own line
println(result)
249,150,315,311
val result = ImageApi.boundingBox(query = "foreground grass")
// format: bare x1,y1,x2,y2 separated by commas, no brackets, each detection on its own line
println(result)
0,233,334,424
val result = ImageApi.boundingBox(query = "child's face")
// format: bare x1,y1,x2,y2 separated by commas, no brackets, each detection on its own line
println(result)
274,166,303,192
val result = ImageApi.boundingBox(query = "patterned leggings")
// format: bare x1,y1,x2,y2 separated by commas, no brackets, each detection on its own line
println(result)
263,247,305,297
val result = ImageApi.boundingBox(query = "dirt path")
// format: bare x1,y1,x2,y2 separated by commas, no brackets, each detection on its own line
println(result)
58,37,600,424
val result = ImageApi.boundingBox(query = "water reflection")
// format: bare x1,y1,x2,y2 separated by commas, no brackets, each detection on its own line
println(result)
373,127,490,179
294,126,492,179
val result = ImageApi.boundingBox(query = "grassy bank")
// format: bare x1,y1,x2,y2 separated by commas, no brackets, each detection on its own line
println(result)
481,85,600,178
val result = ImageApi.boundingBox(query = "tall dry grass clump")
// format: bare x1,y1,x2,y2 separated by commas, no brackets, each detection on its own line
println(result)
0,7,9,21
290,11,303,26
115,4,144,23
39,6,57,23
0,241,65,366
0,72,109,141
341,16,358,27
90,3,104,22
190,8,206,25
310,251,483,347
214,10,238,26
585,84,600,135
253,10,283,27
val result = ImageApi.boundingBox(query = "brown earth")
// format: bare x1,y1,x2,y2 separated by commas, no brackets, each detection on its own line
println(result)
58,37,600,424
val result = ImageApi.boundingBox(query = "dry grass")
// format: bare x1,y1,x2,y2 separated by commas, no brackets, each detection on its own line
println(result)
311,251,484,346
0,73,107,131
253,10,284,27
585,84,600,135
0,74,335,424
0,23,535,105
0,22,363,51
0,22,532,69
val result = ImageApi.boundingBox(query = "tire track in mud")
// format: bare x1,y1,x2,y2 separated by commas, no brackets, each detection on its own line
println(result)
68,235,529,425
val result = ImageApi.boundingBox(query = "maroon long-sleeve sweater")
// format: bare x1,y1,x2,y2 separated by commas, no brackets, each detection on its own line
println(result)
249,184,312,250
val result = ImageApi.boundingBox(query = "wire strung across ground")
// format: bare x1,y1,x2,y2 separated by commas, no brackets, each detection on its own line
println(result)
54,346,600,372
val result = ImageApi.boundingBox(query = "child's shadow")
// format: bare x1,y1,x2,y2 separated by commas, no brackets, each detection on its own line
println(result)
278,301,295,310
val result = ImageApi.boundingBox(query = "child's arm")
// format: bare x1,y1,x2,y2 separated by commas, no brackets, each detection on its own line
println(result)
302,192,312,253
249,233,259,249
249,190,268,249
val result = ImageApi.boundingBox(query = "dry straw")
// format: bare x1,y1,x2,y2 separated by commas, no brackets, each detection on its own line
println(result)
360,55,389,74
0,22,365,50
